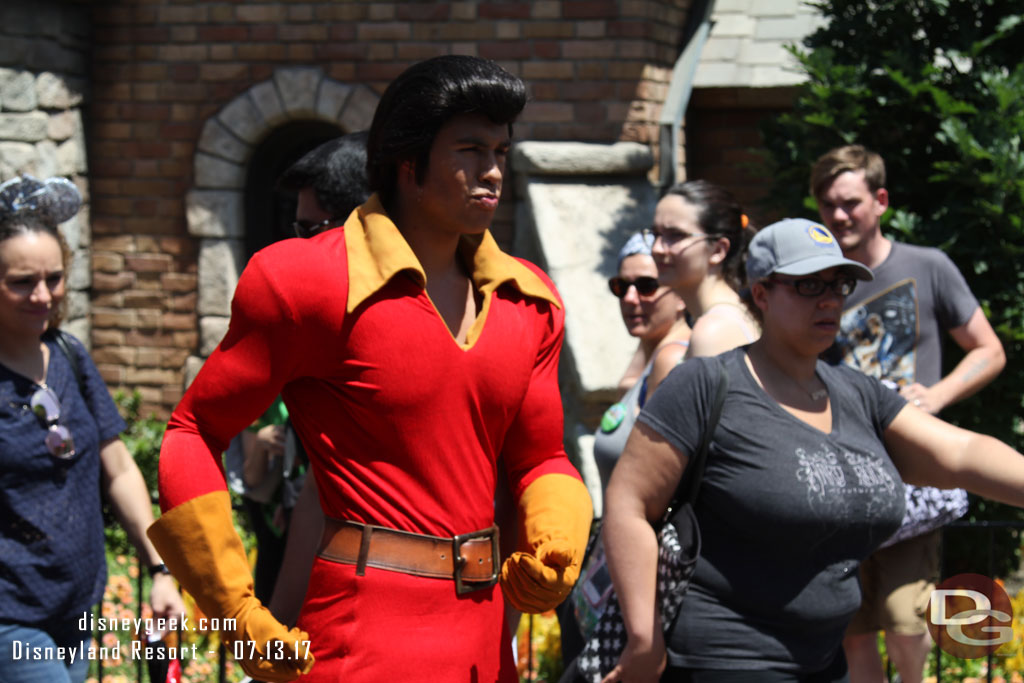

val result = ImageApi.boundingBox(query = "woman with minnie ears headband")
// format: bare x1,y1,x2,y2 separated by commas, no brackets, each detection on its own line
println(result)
0,175,185,683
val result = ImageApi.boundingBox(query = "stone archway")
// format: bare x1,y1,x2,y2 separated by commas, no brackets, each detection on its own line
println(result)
183,67,379,381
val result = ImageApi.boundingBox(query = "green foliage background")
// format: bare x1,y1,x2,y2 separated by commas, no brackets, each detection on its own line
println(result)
759,0,1024,576
103,391,165,556
104,391,256,557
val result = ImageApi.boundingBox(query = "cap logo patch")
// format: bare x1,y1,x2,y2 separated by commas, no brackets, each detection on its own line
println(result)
808,225,834,245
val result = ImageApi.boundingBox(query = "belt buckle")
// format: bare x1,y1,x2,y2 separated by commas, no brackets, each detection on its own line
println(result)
453,525,499,595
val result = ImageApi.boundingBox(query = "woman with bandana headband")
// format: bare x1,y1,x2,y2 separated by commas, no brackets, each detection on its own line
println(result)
596,233,691,495
559,233,690,665
0,176,185,683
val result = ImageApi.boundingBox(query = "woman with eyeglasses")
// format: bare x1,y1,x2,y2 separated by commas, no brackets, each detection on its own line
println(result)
645,180,759,362
0,176,184,683
599,218,1024,683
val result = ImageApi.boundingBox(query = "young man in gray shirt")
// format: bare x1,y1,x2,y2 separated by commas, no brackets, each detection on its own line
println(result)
812,144,1005,683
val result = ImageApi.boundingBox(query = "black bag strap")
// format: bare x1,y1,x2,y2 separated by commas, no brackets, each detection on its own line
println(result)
660,357,729,525
47,329,86,397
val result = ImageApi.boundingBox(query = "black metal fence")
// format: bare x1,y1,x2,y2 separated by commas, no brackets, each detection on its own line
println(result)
930,519,1024,683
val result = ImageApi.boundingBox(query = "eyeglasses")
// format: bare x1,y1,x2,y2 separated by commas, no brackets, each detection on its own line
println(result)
292,218,333,239
769,275,857,298
608,276,660,299
30,386,76,459
641,226,712,246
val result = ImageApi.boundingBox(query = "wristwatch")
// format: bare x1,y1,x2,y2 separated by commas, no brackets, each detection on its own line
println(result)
148,562,172,578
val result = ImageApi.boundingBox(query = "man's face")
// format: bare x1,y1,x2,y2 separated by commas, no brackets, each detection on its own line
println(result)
816,170,888,256
412,112,509,236
293,187,333,237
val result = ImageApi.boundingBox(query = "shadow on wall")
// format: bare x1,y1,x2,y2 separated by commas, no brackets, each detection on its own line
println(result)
512,141,658,509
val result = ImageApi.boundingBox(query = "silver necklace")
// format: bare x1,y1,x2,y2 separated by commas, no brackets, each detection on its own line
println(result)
752,350,827,401
806,384,828,401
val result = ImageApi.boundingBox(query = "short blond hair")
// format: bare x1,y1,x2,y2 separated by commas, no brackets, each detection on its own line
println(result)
810,145,886,200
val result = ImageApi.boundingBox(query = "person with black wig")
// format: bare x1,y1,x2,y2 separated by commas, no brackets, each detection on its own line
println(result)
146,56,591,682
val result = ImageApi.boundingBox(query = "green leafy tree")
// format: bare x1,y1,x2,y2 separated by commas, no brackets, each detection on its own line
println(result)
760,0,1024,576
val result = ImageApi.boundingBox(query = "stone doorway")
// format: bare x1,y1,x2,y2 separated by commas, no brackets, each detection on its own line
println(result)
183,67,379,382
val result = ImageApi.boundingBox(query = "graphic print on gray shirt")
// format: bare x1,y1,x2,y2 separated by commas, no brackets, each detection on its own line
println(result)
638,348,906,673
833,241,978,388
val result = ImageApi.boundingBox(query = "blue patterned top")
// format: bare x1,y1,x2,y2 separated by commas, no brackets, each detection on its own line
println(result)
0,332,126,626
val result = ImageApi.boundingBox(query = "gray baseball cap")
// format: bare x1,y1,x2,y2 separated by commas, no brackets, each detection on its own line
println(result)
746,218,874,282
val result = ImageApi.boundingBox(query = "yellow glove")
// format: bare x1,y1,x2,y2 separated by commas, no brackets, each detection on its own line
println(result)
147,491,314,682
500,473,592,613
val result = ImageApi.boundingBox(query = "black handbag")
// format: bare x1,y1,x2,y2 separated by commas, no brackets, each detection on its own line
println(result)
564,359,728,683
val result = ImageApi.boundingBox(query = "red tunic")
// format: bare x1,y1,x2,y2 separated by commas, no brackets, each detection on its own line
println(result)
158,196,580,681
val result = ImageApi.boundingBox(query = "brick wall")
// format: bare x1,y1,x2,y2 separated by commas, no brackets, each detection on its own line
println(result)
685,86,797,229
87,0,694,417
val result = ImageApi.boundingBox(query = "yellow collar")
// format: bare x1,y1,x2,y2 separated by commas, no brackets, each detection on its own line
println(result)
344,194,561,313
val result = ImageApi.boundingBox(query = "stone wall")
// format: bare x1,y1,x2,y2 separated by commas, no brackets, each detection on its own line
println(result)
85,0,695,417
512,141,658,513
0,0,92,343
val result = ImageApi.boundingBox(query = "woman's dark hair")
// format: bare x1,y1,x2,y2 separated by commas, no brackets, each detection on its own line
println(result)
664,179,756,291
366,55,527,207
0,175,81,329
277,131,370,220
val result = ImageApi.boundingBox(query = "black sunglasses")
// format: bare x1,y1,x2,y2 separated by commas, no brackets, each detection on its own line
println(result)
769,275,857,298
292,218,333,239
24,386,76,459
608,276,660,299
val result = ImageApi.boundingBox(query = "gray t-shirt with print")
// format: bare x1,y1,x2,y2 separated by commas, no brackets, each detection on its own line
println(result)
832,240,978,388
638,348,906,673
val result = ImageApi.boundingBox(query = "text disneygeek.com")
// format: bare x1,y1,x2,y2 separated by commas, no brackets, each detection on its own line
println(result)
8,612,241,664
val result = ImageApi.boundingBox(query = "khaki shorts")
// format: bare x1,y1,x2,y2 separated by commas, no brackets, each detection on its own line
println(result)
846,530,942,636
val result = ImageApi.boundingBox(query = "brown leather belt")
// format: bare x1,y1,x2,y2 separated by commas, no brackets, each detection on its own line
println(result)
317,518,500,594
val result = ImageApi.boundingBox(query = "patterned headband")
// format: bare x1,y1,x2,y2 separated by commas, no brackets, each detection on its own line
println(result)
617,231,653,268
0,175,82,225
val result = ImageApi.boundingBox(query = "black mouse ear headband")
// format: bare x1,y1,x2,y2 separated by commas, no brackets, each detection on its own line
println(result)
0,175,82,225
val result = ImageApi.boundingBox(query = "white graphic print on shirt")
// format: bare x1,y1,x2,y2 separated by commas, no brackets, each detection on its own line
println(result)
837,279,918,386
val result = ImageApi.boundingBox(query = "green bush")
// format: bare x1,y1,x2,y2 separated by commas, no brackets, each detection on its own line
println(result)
759,0,1024,576
103,390,257,558
103,391,166,556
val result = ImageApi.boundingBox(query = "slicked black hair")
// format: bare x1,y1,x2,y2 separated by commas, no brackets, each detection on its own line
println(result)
277,131,370,220
366,55,527,207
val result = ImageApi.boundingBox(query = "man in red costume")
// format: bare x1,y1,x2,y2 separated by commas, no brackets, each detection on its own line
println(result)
147,56,592,682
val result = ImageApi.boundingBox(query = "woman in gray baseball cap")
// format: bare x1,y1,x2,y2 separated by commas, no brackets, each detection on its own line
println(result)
599,218,1024,682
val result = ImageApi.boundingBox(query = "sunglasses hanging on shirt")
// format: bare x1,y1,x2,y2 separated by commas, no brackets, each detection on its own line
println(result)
29,385,76,459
